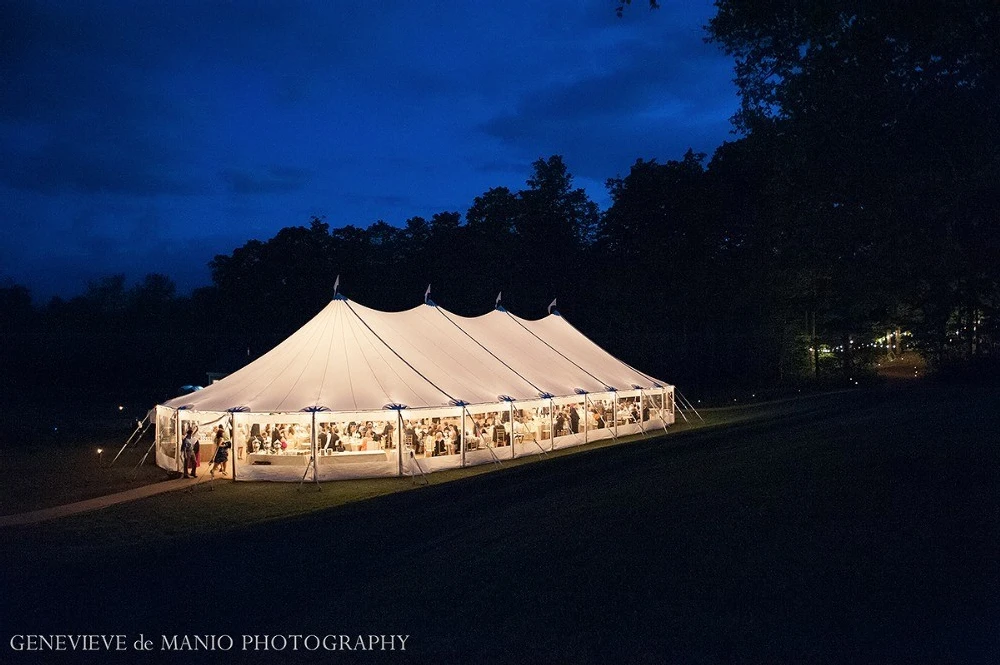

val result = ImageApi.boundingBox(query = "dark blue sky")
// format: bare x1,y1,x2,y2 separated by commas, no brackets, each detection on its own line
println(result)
1,0,738,301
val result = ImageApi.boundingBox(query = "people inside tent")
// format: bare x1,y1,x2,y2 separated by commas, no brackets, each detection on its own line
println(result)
512,416,528,443
554,409,567,437
592,407,606,429
432,429,446,456
400,418,464,457
465,420,482,450
492,420,507,446
379,421,394,447
330,424,345,452
403,421,420,454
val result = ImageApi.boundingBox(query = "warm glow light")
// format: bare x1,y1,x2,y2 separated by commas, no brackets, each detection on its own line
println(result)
118,405,124,411
97,448,103,454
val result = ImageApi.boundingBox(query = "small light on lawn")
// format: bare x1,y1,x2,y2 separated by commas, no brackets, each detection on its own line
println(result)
118,405,124,411
97,448,103,454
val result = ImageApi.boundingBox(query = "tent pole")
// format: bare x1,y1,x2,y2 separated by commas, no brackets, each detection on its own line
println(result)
509,402,515,460
230,413,237,482
311,411,319,486
660,388,668,433
300,411,319,491
409,450,429,485
396,411,404,477
548,398,554,452
232,413,239,481
460,407,467,468
583,396,588,445
637,390,647,437
611,393,618,439
174,409,182,473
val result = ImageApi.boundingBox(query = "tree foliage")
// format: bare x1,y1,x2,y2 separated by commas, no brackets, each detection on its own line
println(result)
2,3,997,408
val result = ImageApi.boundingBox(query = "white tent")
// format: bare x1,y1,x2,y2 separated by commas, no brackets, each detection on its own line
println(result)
154,297,675,481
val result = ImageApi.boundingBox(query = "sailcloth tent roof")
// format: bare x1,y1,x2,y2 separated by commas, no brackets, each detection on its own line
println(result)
162,297,668,413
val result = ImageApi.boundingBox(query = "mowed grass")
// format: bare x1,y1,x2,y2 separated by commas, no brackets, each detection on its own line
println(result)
0,442,168,515
0,398,757,525
1,383,997,663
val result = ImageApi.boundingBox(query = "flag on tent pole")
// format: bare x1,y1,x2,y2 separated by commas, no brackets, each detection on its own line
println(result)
424,284,431,303
334,274,340,296
495,291,502,308
548,298,557,314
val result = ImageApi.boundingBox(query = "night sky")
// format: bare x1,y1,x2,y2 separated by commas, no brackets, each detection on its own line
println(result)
2,0,737,301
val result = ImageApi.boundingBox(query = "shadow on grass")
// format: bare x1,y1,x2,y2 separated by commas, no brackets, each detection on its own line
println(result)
1,383,997,663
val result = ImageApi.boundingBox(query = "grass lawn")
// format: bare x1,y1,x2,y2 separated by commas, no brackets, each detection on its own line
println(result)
1,382,997,663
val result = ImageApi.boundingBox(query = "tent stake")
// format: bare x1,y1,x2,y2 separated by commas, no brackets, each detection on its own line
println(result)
676,390,704,421
110,414,151,467
465,407,502,467
408,450,429,485
298,411,320,491
132,438,157,479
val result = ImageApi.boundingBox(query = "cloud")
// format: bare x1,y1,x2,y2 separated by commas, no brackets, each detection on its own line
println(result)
220,166,311,195
0,0,740,300
478,8,738,179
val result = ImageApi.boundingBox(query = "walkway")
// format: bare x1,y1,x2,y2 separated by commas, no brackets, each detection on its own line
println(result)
0,474,220,527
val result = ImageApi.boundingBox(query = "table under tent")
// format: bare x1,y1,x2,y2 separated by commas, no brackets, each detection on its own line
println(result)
154,297,675,482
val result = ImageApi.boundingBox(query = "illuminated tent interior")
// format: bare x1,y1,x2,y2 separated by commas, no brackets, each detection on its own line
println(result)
155,297,675,481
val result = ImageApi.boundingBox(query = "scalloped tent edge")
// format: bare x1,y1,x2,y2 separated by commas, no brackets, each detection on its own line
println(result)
154,297,676,481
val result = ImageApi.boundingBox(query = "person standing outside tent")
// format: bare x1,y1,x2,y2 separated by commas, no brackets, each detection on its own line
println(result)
213,424,225,461
190,424,201,472
211,436,232,477
181,427,198,478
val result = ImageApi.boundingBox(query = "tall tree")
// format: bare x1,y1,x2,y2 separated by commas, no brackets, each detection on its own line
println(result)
708,0,1000,365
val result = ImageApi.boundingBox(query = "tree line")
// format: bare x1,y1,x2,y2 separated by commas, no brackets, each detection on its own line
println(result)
1,1,996,407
